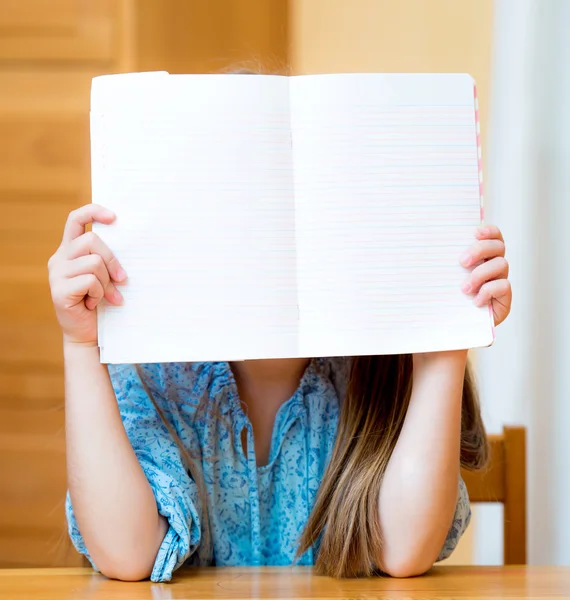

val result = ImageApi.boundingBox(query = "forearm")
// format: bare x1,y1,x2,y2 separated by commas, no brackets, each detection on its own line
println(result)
378,350,467,576
65,342,167,580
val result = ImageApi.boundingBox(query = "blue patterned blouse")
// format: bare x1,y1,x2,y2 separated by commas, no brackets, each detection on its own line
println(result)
66,358,470,582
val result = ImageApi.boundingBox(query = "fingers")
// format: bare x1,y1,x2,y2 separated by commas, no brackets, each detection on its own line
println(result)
460,239,505,268
65,231,126,283
62,255,123,306
62,204,115,244
64,254,109,286
462,256,509,294
49,205,125,330
65,274,105,311
473,279,512,326
474,278,511,306
475,224,504,243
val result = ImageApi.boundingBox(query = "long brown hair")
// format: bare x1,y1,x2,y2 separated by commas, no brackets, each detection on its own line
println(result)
137,355,487,576
297,355,487,577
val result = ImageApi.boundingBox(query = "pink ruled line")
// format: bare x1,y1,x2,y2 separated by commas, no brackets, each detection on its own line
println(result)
474,84,495,340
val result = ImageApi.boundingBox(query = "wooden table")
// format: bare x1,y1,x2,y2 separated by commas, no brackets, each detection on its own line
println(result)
0,566,569,599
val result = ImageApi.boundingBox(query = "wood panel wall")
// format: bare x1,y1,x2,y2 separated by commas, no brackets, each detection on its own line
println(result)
0,0,138,568
136,0,289,74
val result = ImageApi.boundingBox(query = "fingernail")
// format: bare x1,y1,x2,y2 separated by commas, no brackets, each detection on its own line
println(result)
473,294,483,306
479,227,490,237
460,253,472,267
462,281,472,294
116,267,127,282
113,288,123,304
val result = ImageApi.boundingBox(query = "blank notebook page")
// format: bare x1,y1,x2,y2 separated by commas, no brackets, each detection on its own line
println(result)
91,72,493,364
92,74,298,363
291,74,493,357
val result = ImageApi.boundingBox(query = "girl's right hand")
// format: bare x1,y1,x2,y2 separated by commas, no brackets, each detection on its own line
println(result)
48,204,127,346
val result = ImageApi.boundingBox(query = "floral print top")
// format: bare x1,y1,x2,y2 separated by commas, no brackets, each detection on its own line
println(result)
66,358,470,582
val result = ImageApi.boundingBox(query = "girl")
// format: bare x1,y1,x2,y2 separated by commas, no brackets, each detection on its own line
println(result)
48,204,511,583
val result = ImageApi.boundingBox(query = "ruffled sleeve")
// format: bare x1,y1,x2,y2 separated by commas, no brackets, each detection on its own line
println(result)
65,363,203,582
436,476,471,561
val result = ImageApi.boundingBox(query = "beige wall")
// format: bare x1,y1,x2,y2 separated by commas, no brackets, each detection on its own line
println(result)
290,0,495,564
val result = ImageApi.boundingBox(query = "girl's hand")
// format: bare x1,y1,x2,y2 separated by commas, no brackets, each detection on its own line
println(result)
460,225,511,326
48,204,126,346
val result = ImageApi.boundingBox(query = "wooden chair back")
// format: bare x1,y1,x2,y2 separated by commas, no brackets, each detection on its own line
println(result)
461,426,527,564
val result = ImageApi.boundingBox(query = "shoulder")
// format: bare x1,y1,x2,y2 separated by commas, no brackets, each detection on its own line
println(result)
107,361,234,410
107,362,193,399
106,362,234,441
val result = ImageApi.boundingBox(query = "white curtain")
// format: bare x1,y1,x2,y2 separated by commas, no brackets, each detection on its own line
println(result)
474,0,570,564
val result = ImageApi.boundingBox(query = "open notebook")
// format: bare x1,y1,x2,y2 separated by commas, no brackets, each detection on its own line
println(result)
91,72,494,364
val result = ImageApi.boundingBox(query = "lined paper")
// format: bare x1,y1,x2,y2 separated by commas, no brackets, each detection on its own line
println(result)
92,74,298,362
291,74,493,356
91,72,493,364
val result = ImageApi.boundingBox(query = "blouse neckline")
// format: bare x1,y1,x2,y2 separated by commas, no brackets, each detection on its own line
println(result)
220,358,320,470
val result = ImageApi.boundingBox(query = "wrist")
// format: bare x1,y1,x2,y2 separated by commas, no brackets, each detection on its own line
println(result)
410,351,468,410
413,350,468,373
63,337,100,359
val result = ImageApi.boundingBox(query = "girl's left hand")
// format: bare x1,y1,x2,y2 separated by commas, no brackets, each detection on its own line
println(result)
460,225,512,326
